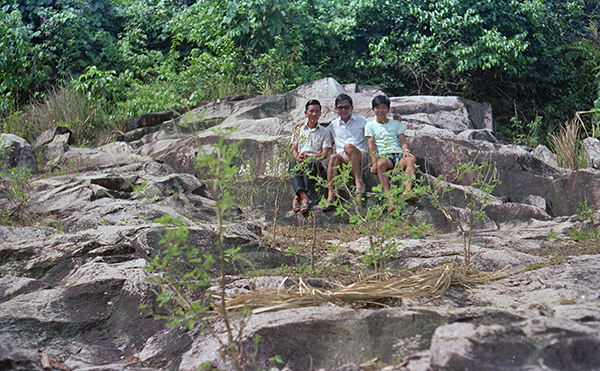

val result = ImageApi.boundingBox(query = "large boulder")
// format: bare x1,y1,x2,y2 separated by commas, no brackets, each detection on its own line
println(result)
584,137,600,170
409,134,600,216
0,134,37,174
130,78,493,176
106,77,600,222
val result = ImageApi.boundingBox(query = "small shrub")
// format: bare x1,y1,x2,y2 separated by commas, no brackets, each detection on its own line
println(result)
1,111,27,139
577,199,597,222
316,165,427,271
427,157,500,268
0,166,32,225
0,141,32,225
145,215,215,328
145,128,246,370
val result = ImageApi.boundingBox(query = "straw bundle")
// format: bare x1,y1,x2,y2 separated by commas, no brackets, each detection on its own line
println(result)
224,262,509,313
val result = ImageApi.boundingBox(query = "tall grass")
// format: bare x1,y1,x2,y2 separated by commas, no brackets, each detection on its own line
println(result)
549,118,588,170
1,85,110,146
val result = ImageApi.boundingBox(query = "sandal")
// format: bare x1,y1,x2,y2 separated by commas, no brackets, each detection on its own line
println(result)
292,196,302,213
322,201,336,211
355,187,366,198
300,202,310,213
403,192,419,202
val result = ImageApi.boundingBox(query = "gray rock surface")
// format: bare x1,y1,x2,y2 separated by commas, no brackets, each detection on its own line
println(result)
2,78,600,370
584,137,600,170
0,133,37,174
532,144,559,169
34,126,73,146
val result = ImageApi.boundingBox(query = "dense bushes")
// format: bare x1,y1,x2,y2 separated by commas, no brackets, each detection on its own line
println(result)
1,0,599,145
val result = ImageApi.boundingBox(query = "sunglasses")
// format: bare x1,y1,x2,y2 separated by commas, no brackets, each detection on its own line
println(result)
335,104,351,111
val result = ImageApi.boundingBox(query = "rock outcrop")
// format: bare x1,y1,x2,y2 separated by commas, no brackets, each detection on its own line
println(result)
2,78,600,371
0,133,37,174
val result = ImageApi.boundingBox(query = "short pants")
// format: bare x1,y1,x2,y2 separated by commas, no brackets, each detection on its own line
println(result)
387,153,403,166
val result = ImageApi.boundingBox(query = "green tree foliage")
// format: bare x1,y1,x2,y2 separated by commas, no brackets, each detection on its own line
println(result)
36,0,122,78
0,7,48,110
348,0,599,143
2,0,600,144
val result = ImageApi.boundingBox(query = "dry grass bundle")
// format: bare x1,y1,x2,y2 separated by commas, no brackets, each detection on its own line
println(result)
224,263,509,313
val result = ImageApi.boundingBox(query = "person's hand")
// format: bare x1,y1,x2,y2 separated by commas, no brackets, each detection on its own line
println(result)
392,113,401,120
298,153,309,162
370,163,378,174
403,151,415,161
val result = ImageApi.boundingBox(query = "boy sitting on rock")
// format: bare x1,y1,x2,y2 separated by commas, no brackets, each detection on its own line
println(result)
365,95,417,208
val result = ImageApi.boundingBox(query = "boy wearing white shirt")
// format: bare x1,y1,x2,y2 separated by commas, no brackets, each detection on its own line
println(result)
325,94,369,206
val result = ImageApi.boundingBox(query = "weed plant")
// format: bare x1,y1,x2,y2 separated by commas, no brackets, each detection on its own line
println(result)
566,199,600,242
144,128,248,370
229,155,264,228
574,109,600,139
2,85,113,146
427,157,500,269
0,140,32,225
263,142,294,245
0,166,32,225
316,165,427,271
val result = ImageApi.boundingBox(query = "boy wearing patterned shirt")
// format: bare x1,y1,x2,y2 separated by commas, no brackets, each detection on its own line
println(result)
290,99,333,213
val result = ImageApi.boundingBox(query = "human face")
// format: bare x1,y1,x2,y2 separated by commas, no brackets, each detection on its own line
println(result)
372,103,390,123
335,99,353,122
305,104,322,127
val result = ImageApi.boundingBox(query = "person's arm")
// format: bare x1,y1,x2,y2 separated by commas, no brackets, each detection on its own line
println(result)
291,143,302,162
314,147,331,160
398,133,414,158
367,136,378,174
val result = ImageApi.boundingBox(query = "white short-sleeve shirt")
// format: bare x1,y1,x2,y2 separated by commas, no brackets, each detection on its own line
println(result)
327,115,368,153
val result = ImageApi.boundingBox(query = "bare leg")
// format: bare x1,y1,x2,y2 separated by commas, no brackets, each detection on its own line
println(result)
326,153,345,202
376,158,394,203
399,154,417,192
343,143,365,190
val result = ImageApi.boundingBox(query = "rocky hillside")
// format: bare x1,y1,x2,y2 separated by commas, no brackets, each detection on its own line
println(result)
1,78,600,371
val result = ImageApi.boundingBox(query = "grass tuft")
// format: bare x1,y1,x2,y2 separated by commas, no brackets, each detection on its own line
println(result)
549,118,587,170
2,85,118,147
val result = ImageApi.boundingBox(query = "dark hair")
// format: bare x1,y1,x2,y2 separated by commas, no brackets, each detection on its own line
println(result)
372,95,390,109
305,99,321,111
304,99,323,111
335,93,353,107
